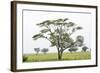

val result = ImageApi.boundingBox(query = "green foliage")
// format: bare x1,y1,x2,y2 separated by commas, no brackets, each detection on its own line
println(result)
67,22,75,27
23,56,28,62
34,48,40,55
63,18,68,21
76,26,83,30
68,47,78,52
32,33,43,40
40,29,50,33
82,46,89,52
74,35,84,47
76,35,84,42
37,20,51,27
41,48,49,54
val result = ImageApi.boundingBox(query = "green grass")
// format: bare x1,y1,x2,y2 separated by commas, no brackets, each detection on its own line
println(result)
23,52,91,62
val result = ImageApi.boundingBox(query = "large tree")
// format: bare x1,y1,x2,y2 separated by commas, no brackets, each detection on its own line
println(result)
32,18,84,60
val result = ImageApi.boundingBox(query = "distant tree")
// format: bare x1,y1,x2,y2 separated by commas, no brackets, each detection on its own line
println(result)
41,48,49,54
34,48,40,55
68,47,78,53
82,46,88,52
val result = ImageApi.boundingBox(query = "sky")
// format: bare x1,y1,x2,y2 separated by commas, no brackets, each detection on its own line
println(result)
23,9,92,54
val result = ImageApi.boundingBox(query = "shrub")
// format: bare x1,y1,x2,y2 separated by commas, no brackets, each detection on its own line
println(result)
41,48,49,54
23,56,28,62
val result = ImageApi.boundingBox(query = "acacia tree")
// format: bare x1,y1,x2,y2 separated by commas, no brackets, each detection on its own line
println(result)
34,48,40,55
68,47,78,53
82,46,88,52
41,48,49,54
32,18,84,60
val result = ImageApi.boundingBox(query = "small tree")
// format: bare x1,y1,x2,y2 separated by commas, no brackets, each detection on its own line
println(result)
34,48,40,55
41,48,49,54
82,46,88,52
68,47,78,53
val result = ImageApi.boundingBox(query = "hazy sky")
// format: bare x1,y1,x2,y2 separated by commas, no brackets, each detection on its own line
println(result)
23,9,92,54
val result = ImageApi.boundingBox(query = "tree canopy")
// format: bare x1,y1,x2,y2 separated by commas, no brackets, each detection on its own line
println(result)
32,18,84,60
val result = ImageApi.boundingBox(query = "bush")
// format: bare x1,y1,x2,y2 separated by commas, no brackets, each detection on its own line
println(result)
41,48,49,54
23,56,28,62
34,48,40,55
82,46,88,52
68,47,78,53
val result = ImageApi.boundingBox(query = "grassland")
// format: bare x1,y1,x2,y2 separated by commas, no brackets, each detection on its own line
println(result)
23,52,91,62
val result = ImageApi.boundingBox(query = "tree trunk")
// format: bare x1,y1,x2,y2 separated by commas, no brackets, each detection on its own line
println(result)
61,50,63,60
57,36,62,60
59,54,62,60
56,35,63,60
57,47,61,60
60,49,63,60
57,49,63,60
59,53,61,60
